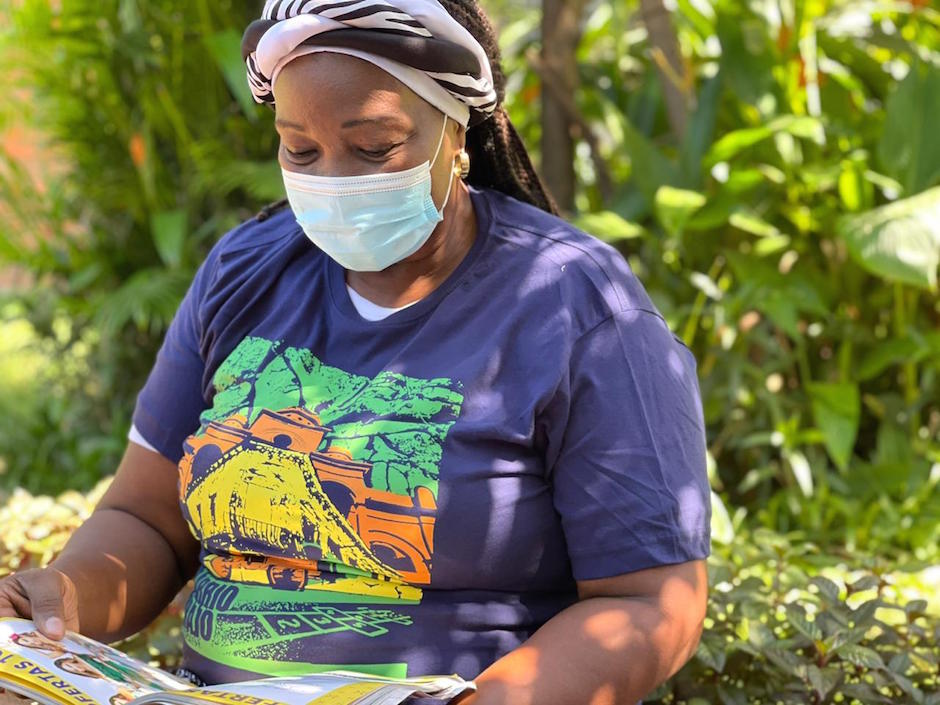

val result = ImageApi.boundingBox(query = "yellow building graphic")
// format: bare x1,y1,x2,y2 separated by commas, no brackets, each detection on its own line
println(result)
179,408,436,601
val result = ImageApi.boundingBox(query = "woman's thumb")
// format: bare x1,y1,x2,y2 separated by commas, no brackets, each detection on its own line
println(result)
19,570,74,640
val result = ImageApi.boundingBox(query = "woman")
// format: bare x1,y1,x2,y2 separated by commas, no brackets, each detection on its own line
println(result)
0,1,710,702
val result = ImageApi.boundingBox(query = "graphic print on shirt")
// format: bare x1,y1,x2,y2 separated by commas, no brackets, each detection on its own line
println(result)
177,336,464,675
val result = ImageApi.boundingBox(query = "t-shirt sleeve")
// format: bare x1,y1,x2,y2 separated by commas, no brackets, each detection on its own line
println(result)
548,308,711,581
130,251,220,464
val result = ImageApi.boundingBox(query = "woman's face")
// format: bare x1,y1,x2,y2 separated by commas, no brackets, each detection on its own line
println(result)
272,52,464,211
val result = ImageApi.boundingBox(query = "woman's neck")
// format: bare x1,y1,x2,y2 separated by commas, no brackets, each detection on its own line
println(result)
345,181,478,308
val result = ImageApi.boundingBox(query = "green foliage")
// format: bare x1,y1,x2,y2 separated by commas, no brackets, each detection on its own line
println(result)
499,0,940,558
0,0,938,692
0,0,276,493
2,484,936,701
649,530,940,705
0,480,184,670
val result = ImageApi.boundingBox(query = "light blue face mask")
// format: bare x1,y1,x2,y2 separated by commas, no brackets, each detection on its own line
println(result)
281,114,455,272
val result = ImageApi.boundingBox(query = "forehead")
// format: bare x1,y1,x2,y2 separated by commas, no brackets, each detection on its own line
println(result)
272,51,431,124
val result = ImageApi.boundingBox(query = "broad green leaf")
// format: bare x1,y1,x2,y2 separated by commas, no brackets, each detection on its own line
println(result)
848,575,881,593
786,604,823,640
850,600,881,625
836,644,885,669
752,235,791,256
150,209,187,269
806,664,841,700
680,72,722,185
695,634,727,673
878,61,940,196
574,211,644,243
654,186,706,237
764,646,802,670
716,686,748,705
786,449,814,498
705,116,824,165
621,117,681,203
728,210,781,238
839,160,874,212
710,491,734,544
811,576,842,604
716,11,776,106
857,336,930,381
205,30,259,121
875,421,913,469
837,185,940,290
807,382,860,470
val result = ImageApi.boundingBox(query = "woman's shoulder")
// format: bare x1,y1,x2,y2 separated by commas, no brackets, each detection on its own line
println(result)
476,187,660,332
193,205,305,286
212,205,300,259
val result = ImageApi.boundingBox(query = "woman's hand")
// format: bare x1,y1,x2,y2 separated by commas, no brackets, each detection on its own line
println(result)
0,567,80,639
0,442,200,644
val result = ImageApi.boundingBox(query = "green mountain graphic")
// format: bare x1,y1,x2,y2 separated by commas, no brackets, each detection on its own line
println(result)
199,336,464,496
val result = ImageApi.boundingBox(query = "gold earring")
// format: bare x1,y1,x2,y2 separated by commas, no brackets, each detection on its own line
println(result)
455,149,470,179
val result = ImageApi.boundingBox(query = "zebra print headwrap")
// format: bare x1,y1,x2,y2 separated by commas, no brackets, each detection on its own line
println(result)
242,0,497,127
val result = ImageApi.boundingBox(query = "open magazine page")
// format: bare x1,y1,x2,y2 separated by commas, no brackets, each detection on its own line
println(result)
0,618,189,705
133,672,473,705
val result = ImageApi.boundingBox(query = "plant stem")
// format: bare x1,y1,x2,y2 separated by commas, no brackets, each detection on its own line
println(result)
682,256,723,347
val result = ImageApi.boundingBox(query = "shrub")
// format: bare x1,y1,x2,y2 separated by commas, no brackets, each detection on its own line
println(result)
1,483,936,702
0,479,183,670
650,530,939,704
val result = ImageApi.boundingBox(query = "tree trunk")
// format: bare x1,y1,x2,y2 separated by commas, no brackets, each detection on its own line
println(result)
639,0,690,140
540,0,587,212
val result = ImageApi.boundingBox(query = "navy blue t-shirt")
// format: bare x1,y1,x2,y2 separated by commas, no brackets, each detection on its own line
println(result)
131,186,711,684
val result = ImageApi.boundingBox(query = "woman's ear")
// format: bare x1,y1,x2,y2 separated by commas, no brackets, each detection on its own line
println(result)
453,122,467,151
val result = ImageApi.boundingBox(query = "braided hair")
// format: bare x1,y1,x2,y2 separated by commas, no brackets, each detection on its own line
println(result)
254,0,558,221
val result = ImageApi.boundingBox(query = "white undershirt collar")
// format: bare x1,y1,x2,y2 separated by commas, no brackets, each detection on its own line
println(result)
346,284,421,321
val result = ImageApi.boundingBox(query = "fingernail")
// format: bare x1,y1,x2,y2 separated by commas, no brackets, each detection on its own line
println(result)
44,617,64,635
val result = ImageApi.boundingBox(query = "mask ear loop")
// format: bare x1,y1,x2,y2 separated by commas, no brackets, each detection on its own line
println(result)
430,112,449,169
431,113,457,216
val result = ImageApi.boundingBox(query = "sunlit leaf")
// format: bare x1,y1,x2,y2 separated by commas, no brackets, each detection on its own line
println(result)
837,185,940,290
811,576,842,604
710,491,735,544
787,604,823,640
654,186,706,237
786,449,814,498
574,210,644,243
728,210,781,238
836,644,885,669
151,209,187,269
705,116,824,165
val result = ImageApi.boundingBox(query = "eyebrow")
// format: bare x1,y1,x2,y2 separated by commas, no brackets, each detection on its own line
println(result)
274,115,410,131
341,116,408,129
274,118,305,131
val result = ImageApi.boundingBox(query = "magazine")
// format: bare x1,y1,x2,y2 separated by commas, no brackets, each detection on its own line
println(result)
0,619,472,705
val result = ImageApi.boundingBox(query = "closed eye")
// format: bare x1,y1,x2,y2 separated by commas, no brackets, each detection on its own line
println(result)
285,146,315,158
359,143,402,159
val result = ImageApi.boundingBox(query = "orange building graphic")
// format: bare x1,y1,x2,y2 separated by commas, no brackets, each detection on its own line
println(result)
179,407,437,597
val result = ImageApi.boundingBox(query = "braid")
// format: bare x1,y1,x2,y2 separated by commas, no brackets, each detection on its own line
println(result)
436,0,558,215
254,0,558,221
255,197,288,222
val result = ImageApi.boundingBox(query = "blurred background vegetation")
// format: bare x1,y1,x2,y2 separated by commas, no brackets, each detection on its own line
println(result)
0,0,937,702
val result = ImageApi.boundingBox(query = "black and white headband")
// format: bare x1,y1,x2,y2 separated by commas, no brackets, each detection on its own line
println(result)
242,0,498,127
